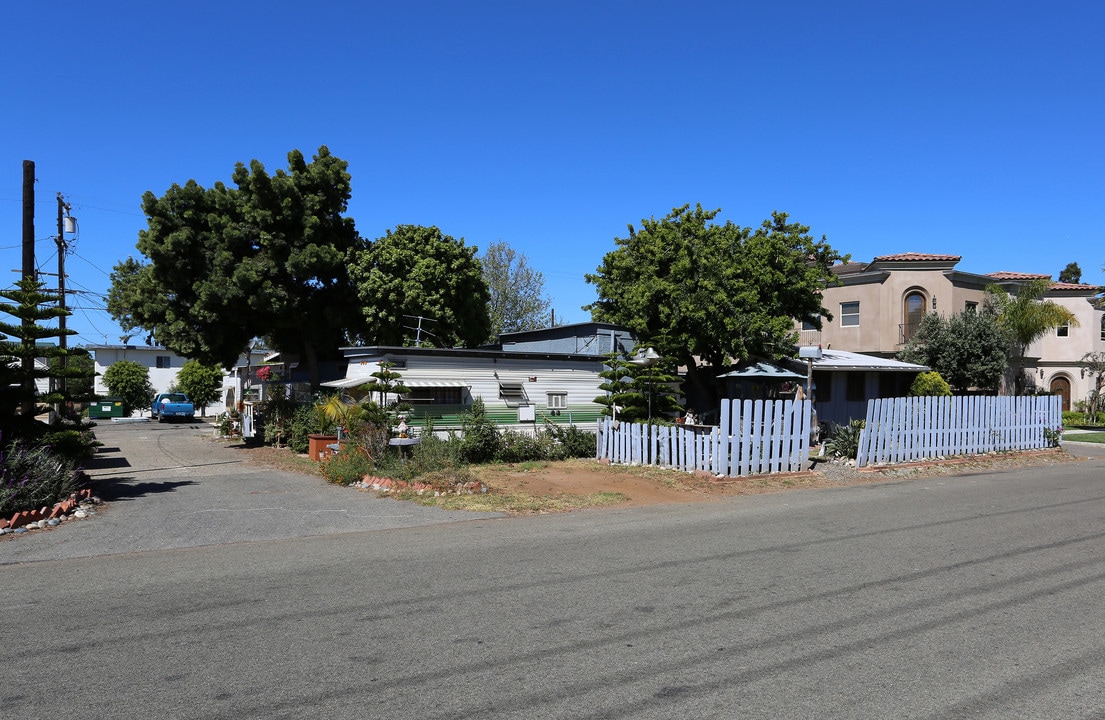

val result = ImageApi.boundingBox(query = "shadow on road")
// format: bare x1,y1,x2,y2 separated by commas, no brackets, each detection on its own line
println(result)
94,478,198,502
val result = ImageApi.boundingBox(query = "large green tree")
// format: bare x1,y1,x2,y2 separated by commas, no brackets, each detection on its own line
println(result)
898,310,1009,392
107,146,364,386
585,205,844,406
102,360,155,417
481,241,552,339
348,225,491,347
985,278,1079,394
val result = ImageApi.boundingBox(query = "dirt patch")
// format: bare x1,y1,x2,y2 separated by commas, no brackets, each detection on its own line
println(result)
228,439,1086,513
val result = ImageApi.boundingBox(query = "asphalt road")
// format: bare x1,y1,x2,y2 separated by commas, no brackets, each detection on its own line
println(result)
1,420,502,564
3,425,1105,718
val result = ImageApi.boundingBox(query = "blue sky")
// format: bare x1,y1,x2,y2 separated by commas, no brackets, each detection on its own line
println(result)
2,1,1102,348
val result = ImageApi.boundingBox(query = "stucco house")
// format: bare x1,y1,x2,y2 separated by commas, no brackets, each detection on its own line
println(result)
800,254,1104,410
89,344,269,415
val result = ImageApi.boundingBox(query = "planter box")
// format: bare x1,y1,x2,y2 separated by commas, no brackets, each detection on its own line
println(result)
308,434,339,462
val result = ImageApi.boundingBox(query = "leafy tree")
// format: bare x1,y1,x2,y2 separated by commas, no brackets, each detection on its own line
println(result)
358,360,411,408
170,360,224,417
0,278,73,416
348,225,491,348
593,350,682,423
481,241,551,339
985,279,1079,394
0,279,96,461
898,310,1009,392
107,146,364,387
50,348,96,408
586,205,844,407
102,360,155,416
1081,352,1105,420
1059,262,1082,284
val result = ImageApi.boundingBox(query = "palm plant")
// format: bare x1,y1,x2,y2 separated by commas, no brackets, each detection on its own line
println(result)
985,279,1078,394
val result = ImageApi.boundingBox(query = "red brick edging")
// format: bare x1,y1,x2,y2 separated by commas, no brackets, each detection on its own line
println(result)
0,488,93,531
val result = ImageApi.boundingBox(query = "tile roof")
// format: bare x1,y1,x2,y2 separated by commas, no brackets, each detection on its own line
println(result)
1048,282,1104,292
871,253,961,262
986,271,1052,280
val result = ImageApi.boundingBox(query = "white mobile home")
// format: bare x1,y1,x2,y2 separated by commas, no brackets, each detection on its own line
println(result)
328,323,638,432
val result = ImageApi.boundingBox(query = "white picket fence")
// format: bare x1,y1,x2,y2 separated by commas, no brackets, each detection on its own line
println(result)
856,395,1062,467
596,399,812,476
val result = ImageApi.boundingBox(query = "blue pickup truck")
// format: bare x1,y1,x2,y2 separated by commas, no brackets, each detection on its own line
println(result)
151,392,196,422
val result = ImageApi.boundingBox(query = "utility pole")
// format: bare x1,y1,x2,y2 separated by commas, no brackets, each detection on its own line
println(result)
56,193,72,413
20,161,36,416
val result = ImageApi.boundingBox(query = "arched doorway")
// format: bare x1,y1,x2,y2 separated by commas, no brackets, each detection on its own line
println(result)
1050,376,1071,412
903,291,926,342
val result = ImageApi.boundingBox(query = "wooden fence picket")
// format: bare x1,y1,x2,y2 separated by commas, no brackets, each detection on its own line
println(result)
855,394,1059,467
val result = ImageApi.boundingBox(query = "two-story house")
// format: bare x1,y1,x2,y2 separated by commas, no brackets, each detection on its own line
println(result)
801,254,1104,410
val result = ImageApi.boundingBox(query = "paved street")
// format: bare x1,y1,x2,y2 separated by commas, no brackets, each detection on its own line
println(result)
3,425,1105,718
1,420,501,564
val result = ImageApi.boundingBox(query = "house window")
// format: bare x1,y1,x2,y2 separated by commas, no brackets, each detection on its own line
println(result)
801,319,818,331
965,301,978,313
155,356,171,368
403,387,462,405
903,292,925,341
1100,316,1105,341
1057,324,1069,338
813,371,831,402
846,373,866,402
841,302,860,327
547,392,567,410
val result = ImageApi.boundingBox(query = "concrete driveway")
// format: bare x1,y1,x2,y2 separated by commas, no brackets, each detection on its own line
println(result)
1,419,501,564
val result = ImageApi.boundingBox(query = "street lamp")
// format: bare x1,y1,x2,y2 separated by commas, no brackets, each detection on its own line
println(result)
628,347,662,424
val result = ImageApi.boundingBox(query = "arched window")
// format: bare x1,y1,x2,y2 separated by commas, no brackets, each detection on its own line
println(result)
902,291,926,342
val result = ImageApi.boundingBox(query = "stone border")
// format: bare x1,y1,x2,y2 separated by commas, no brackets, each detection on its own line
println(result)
1,488,93,531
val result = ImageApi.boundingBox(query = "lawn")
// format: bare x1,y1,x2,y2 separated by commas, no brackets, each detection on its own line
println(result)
1067,432,1105,444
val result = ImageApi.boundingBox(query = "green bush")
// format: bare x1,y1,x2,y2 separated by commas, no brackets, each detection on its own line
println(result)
823,419,866,459
909,371,952,397
0,440,86,515
496,430,554,463
458,398,500,463
545,423,596,459
1063,410,1105,427
287,402,336,454
319,446,373,486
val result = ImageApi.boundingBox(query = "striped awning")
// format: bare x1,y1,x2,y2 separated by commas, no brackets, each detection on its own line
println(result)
321,377,469,389
401,379,469,388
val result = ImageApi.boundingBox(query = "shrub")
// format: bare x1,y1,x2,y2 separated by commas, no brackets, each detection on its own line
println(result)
458,398,500,463
545,423,596,459
909,371,951,397
319,446,373,486
0,440,86,515
1063,410,1105,427
496,430,553,463
823,419,865,459
287,402,336,454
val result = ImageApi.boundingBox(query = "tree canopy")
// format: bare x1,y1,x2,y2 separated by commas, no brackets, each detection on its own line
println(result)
1059,262,1082,284
107,146,364,385
898,309,1009,392
102,360,155,417
585,205,844,405
347,225,491,348
171,360,224,417
481,241,552,339
985,279,1079,394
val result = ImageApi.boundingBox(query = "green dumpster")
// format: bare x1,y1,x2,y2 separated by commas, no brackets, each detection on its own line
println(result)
89,397,126,419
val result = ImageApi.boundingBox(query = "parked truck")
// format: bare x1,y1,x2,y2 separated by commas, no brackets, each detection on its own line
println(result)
151,392,195,422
